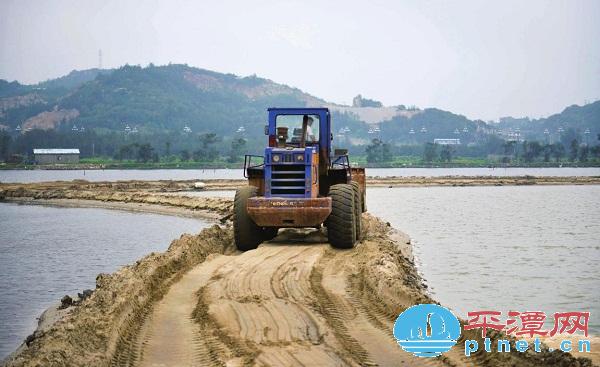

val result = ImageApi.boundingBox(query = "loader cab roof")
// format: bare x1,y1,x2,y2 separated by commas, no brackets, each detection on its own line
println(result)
267,107,330,112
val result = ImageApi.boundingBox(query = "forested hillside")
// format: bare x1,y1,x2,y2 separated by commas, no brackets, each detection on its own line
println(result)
0,64,598,165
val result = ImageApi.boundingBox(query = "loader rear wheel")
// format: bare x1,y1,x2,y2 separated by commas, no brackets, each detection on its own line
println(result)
233,186,263,251
351,181,362,240
327,184,356,249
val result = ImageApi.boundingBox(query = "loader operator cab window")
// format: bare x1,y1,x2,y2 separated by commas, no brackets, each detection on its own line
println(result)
275,114,320,146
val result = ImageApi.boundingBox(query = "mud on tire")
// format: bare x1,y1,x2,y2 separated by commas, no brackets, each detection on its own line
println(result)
233,186,263,251
327,184,357,249
350,181,362,241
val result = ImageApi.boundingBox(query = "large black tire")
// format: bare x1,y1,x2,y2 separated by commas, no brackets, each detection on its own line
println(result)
327,184,356,249
233,186,263,251
351,181,362,240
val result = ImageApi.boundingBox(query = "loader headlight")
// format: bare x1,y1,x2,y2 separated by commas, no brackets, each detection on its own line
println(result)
272,154,281,162
295,154,304,162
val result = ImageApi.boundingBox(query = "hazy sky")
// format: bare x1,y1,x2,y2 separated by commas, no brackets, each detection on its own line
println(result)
1,0,598,121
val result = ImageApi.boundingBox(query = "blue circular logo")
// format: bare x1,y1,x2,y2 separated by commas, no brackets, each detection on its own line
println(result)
393,304,461,358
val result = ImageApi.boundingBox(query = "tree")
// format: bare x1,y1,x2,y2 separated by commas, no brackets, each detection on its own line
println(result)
578,145,589,162
593,134,600,159
423,142,437,163
591,145,600,160
194,133,220,161
115,144,136,161
180,149,190,161
485,134,505,155
0,131,11,161
366,138,392,163
137,143,154,163
522,141,542,163
366,139,381,163
228,138,246,163
440,144,453,162
165,141,171,156
552,143,565,163
542,144,552,162
503,141,516,157
561,128,579,147
569,139,579,162
381,141,392,162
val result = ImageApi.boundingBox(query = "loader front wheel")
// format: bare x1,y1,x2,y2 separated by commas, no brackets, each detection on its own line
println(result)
327,184,356,249
233,186,263,251
351,181,362,240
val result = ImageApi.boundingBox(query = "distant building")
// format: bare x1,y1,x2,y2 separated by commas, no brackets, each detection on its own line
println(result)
352,94,383,108
433,138,461,145
33,149,80,164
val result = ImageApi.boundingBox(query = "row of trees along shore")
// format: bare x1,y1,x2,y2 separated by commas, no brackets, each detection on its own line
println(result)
364,136,600,164
0,129,251,164
1,128,599,166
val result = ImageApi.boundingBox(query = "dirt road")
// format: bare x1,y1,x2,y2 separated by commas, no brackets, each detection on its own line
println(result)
113,227,448,367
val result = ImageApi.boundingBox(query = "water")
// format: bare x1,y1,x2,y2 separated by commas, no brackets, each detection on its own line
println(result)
1,185,599,358
1,167,599,183
0,168,244,183
366,167,600,178
0,203,209,359
367,185,600,334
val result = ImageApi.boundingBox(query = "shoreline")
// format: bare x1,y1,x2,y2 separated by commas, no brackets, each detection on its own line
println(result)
2,163,600,170
2,197,222,221
1,186,598,366
368,175,600,187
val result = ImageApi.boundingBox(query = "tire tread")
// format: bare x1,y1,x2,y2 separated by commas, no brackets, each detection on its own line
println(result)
327,184,356,249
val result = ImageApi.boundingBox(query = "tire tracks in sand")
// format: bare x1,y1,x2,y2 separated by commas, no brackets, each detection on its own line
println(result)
118,228,483,367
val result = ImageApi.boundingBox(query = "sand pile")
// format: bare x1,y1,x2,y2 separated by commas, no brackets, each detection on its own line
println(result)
0,185,233,216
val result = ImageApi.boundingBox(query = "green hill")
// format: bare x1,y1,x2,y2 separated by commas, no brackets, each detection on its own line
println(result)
0,64,331,136
0,64,598,157
37,68,112,92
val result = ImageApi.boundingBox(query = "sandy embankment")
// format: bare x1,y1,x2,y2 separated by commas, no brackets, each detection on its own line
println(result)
0,180,233,220
1,174,599,194
0,175,598,215
1,182,597,366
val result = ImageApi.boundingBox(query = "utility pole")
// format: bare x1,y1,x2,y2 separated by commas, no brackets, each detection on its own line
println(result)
98,49,103,69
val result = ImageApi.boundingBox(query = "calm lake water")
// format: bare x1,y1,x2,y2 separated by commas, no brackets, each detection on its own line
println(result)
0,203,208,359
1,184,599,358
367,185,600,333
1,167,599,183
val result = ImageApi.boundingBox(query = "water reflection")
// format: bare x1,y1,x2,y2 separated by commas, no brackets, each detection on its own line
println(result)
0,203,208,358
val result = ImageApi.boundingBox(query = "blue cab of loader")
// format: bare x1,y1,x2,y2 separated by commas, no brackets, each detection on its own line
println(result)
234,107,366,251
